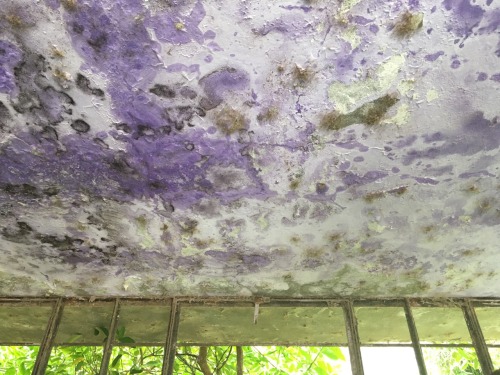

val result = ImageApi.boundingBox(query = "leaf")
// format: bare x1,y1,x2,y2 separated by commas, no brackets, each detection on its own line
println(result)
75,360,84,371
111,353,123,368
98,326,109,337
94,328,100,336
130,368,144,374
5,368,16,375
116,326,126,338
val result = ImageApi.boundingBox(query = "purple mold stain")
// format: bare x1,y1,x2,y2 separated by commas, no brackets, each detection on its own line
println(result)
204,30,216,40
146,0,205,45
165,64,200,73
477,72,488,81
392,167,400,173
392,135,418,148
280,5,313,13
422,132,445,143
350,15,374,25
490,73,500,82
335,140,370,152
425,51,445,62
0,40,23,94
442,0,485,37
353,156,364,162
451,60,461,69
341,170,388,187
199,66,250,109
478,8,500,34
414,177,439,185
458,171,495,178
408,0,420,9
369,24,379,34
338,161,351,171
404,112,500,165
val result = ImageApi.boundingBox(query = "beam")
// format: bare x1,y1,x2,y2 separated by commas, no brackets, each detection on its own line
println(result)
162,298,181,375
32,297,64,375
404,299,427,375
99,298,120,375
343,300,364,375
462,299,494,375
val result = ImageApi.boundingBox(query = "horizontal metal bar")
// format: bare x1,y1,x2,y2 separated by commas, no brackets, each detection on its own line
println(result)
1,296,500,306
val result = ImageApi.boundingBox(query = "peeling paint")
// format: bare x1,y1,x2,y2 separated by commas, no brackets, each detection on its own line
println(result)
0,0,498,298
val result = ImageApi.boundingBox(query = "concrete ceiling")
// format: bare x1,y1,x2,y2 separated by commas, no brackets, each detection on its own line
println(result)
0,0,498,297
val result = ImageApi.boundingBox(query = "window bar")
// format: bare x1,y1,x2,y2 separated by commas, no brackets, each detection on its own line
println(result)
462,299,494,375
32,297,64,375
403,299,427,375
162,298,181,375
99,298,121,375
343,299,364,375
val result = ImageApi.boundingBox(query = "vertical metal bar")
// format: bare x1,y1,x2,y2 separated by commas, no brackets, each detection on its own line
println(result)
32,297,64,375
343,299,364,375
99,298,120,375
404,299,428,375
462,299,494,375
161,298,181,375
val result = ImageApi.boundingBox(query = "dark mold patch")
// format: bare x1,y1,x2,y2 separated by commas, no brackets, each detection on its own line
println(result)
164,105,204,131
76,73,105,97
0,101,12,130
392,11,424,37
4,183,40,198
2,221,33,243
179,86,197,99
149,84,176,98
321,94,399,131
214,106,247,135
71,119,90,133
315,182,329,195
180,219,198,236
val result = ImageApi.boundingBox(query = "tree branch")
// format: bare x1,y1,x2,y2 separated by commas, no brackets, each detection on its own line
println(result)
237,346,244,375
197,346,213,375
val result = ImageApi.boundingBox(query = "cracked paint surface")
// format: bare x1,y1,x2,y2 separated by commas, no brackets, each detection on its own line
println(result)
0,0,498,297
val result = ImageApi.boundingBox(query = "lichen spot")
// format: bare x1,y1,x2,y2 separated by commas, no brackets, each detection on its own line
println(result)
61,0,78,11
214,106,247,135
320,111,341,131
393,12,424,38
257,106,279,123
292,64,314,87
362,94,399,125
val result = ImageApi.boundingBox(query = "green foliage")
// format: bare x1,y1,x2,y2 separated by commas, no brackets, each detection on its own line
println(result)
0,331,487,375
0,346,39,375
423,347,482,375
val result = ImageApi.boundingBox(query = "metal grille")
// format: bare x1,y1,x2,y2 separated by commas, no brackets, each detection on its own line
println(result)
0,297,498,375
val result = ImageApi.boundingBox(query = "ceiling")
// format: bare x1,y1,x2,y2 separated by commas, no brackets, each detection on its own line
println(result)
0,0,498,297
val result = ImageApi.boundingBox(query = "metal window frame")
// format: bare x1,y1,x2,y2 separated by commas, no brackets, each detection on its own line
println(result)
0,297,494,375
